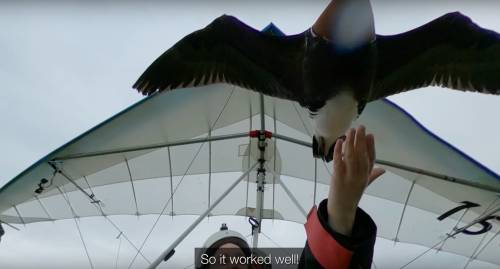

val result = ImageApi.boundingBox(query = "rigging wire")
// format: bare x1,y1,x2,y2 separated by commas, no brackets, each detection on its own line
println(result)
101,212,152,264
72,217,94,269
127,88,236,268
393,179,416,244
167,147,175,217
260,231,293,257
399,238,448,269
59,186,95,269
460,197,500,267
58,164,151,264
260,232,280,247
125,158,140,216
392,174,422,247
114,233,123,269
463,198,500,269
244,232,254,248
464,229,500,269
126,140,206,268
463,232,489,269
292,102,311,137
291,101,333,178
399,205,500,269
436,208,469,251
34,195,53,221
0,219,20,231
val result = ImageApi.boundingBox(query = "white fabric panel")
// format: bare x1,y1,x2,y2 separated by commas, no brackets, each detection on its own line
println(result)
134,177,172,215
365,170,413,204
267,96,313,138
209,173,249,216
356,100,499,189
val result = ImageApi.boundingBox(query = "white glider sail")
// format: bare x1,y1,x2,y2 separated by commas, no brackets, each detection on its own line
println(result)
0,84,499,267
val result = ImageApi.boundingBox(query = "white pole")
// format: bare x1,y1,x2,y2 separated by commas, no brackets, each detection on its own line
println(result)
146,162,259,269
252,166,265,248
252,93,267,248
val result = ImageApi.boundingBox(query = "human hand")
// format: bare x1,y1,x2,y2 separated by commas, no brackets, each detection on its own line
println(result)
327,125,385,236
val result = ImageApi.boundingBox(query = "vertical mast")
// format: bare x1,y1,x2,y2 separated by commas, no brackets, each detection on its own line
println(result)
253,93,267,248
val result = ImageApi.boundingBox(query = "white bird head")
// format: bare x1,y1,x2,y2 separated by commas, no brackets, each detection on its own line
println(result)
310,92,358,162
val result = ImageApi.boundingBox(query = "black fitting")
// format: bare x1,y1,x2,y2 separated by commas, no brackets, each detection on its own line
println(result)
163,249,176,262
34,178,49,194
248,216,260,235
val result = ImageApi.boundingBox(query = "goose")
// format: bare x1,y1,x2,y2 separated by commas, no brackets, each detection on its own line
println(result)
132,0,500,162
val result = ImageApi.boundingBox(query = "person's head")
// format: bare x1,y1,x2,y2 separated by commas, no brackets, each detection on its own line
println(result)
197,223,253,269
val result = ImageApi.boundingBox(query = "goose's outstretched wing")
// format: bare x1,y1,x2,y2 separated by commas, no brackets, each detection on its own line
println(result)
133,15,304,102
370,12,500,101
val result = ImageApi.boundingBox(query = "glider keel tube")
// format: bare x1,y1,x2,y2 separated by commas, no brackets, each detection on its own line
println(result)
147,161,259,269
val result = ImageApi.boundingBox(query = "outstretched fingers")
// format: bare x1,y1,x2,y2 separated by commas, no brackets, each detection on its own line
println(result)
365,133,385,185
354,125,367,155
366,133,375,166
345,128,355,161
333,136,344,169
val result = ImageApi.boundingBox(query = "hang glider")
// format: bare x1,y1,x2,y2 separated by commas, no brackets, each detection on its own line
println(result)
0,82,498,268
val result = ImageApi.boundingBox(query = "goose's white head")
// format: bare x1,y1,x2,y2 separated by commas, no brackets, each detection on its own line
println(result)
311,92,359,162
329,0,376,50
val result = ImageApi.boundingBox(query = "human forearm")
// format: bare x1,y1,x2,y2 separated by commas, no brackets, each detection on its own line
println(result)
327,195,357,236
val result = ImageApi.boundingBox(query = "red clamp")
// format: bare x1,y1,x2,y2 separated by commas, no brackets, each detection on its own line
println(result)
249,130,273,139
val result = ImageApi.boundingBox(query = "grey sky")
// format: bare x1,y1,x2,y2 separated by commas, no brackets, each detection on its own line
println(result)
0,1,499,268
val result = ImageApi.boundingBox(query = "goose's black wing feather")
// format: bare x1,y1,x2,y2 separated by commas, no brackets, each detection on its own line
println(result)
133,15,305,102
371,12,500,101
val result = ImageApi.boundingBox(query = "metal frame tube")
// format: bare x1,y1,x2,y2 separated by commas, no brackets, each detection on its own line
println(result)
375,159,500,193
273,134,500,193
273,133,311,148
49,163,101,204
54,132,249,161
146,162,259,269
272,103,277,220
252,93,266,248
245,101,253,217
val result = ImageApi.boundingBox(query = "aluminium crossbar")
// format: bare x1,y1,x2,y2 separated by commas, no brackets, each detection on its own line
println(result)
147,161,259,269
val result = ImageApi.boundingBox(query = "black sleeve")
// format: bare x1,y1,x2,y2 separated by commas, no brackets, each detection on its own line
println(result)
298,199,377,269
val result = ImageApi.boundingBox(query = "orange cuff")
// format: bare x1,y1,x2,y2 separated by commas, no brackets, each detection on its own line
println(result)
305,206,353,269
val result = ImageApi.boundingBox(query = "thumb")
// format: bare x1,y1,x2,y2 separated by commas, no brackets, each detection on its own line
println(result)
368,167,385,185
